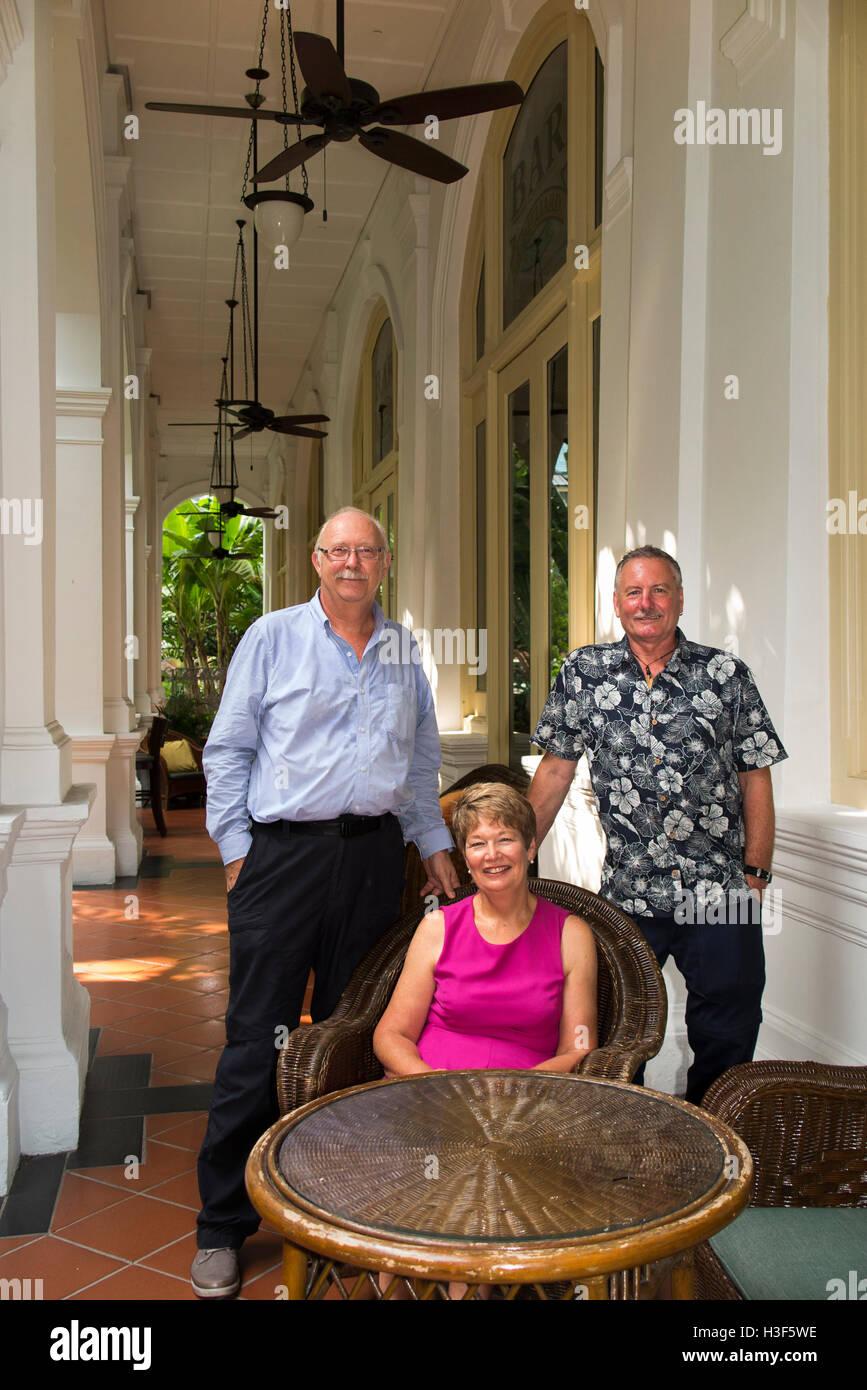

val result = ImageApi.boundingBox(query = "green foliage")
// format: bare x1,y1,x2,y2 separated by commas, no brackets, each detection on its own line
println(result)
159,690,215,743
162,498,263,709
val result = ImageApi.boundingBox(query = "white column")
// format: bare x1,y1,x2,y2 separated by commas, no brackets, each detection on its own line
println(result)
101,153,141,871
125,493,139,705
0,0,95,1164
56,387,117,884
1,794,95,1153
132,347,153,719
0,809,24,1196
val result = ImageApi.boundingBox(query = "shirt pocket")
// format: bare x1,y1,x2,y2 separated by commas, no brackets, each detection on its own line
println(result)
385,682,417,742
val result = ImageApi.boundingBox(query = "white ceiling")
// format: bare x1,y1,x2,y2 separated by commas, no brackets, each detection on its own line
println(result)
103,0,453,464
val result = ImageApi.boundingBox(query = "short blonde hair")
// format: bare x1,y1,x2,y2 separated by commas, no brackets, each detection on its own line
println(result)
451,783,537,855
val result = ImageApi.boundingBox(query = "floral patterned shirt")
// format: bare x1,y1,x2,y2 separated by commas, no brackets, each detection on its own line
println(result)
531,630,787,916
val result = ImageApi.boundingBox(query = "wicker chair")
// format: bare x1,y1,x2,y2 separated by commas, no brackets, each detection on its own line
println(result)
694,1061,867,1298
277,879,667,1116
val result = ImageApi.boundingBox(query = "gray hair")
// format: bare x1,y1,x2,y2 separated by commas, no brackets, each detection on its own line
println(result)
315,507,389,553
614,546,682,590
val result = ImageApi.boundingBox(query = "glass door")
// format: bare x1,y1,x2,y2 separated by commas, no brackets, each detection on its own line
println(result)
498,313,571,769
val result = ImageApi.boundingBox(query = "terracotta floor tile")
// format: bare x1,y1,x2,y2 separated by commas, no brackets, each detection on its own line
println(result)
135,1141,197,1191
51,1173,129,1231
0,1234,41,1257
59,1194,196,1262
169,991,228,1019
146,1169,200,1211
238,1266,288,1301
107,1008,201,1039
138,1230,197,1279
238,1229,284,1282
160,1050,220,1081
71,1164,140,1191
146,1110,204,1138
120,1037,204,1070
162,970,227,993
83,981,149,1002
0,1235,125,1300
96,1027,153,1057
149,1068,209,1087
90,1000,159,1034
152,1114,209,1149
166,1018,226,1048
119,983,204,1011
67,1264,198,1300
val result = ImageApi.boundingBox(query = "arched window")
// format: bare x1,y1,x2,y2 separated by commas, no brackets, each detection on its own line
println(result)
460,3,603,768
353,301,398,617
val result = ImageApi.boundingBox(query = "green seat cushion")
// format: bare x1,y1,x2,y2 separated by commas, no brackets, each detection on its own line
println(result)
709,1208,867,1300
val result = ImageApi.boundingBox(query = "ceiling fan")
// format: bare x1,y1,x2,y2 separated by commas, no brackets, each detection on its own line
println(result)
167,229,329,445
255,32,524,187
146,1,524,187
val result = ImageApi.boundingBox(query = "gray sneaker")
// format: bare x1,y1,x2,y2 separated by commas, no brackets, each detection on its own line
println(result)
191,1247,241,1299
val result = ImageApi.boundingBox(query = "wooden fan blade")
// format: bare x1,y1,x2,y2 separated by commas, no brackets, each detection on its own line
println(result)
255,133,330,184
145,102,306,124
244,508,279,518
359,128,468,184
232,427,256,442
267,421,328,439
269,414,329,425
371,81,524,127
294,32,352,106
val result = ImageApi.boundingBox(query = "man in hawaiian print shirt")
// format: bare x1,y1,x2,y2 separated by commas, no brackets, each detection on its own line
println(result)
528,546,787,1103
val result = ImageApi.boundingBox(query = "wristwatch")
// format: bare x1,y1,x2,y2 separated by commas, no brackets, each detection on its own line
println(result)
743,864,773,883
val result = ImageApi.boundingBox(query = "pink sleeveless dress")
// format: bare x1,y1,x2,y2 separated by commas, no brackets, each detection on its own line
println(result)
416,894,569,1070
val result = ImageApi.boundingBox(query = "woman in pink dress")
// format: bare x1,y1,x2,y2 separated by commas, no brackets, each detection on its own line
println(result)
374,783,598,1078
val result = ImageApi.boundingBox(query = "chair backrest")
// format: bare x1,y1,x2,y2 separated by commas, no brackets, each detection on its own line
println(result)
701,1061,867,1207
327,879,667,1056
146,715,168,759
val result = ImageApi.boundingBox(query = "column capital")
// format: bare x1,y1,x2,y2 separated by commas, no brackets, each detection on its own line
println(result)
7,785,96,865
56,387,112,418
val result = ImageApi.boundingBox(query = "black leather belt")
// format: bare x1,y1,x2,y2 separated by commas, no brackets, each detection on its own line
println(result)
255,814,392,839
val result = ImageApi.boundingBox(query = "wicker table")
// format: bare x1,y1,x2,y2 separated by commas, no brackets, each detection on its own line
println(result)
246,1071,752,1300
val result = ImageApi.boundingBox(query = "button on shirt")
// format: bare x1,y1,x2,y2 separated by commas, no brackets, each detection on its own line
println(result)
531,631,787,916
202,591,454,866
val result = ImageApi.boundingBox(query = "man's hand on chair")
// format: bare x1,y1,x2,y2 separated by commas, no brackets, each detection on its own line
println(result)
421,850,459,901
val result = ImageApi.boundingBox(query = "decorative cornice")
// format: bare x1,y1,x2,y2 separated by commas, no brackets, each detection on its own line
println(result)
0,0,23,87
720,0,787,85
56,388,113,418
69,735,116,763
604,156,633,230
109,731,144,758
8,786,96,865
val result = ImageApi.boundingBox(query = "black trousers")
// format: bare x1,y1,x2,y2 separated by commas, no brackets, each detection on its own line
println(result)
632,908,766,1106
196,815,406,1249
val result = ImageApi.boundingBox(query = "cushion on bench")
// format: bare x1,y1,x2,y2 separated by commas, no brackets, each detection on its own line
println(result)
709,1208,867,1300
162,739,199,774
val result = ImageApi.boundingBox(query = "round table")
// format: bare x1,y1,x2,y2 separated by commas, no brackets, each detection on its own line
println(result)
246,1071,753,1300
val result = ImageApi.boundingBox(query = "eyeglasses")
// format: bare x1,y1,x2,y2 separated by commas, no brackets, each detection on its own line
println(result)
317,545,385,563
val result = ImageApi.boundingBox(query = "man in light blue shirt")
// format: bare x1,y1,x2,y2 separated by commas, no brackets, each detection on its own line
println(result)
192,507,458,1298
